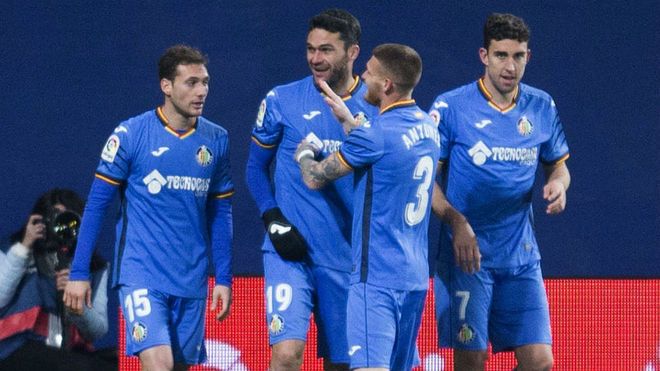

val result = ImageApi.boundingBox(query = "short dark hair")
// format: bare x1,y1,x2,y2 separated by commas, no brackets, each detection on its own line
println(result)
483,13,530,49
309,8,361,49
158,44,208,81
372,43,422,93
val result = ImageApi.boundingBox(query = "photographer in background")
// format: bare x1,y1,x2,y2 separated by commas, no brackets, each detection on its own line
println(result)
0,188,115,370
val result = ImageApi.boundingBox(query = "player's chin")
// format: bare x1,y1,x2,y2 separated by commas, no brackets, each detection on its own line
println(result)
311,69,330,81
189,106,204,116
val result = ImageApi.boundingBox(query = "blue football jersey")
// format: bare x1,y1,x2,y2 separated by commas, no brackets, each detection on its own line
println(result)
96,107,234,298
339,101,441,291
251,76,377,272
429,79,569,268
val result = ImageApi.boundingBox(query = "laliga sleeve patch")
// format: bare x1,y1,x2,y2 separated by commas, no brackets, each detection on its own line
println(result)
101,134,120,163
256,99,267,127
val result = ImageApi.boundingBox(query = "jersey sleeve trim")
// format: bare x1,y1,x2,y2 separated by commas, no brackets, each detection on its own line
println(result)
211,190,235,199
95,172,122,186
251,136,277,149
541,153,570,166
336,150,354,170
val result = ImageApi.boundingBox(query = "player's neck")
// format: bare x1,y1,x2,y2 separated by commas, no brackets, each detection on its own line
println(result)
482,76,515,108
160,103,196,131
329,74,356,97
379,92,412,112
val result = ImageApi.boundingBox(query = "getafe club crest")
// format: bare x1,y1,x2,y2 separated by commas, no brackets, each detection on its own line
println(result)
517,116,533,136
457,323,475,344
132,322,148,342
269,314,285,335
196,145,213,166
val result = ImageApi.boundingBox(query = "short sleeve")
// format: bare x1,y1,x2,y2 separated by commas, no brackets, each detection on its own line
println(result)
339,119,385,169
251,91,284,148
429,96,453,161
210,134,235,198
540,99,570,164
95,123,133,182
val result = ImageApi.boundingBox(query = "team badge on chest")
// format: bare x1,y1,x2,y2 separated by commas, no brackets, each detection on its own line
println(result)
517,116,534,136
196,145,213,166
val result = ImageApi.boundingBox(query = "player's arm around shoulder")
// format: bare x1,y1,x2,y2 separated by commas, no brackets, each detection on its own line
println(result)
295,141,352,190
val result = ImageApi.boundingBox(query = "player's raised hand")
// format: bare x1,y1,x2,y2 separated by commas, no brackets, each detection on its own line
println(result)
211,284,232,321
543,180,566,215
451,220,481,274
317,79,357,133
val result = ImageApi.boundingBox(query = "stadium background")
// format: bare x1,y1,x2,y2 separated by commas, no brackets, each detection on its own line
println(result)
2,1,658,369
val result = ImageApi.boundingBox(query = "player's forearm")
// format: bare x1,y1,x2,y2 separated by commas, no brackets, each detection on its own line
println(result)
544,162,571,191
209,198,233,286
70,178,117,280
431,182,467,227
299,153,351,189
245,142,278,214
299,157,330,189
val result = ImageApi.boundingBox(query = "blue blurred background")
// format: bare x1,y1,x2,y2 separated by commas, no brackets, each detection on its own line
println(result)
2,1,658,348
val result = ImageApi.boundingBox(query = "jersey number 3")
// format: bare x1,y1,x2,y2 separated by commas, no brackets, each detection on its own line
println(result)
405,156,434,226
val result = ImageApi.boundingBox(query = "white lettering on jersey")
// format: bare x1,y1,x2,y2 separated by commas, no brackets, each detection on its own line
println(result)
165,176,211,192
401,123,440,150
491,147,538,165
468,141,538,166
321,140,343,155
143,170,211,195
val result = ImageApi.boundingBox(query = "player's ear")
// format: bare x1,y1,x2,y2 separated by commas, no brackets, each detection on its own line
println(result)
526,49,532,64
479,47,489,66
160,78,172,96
383,77,395,95
347,44,360,62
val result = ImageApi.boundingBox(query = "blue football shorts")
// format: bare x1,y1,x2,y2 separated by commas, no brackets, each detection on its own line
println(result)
263,251,350,364
118,284,207,365
435,260,552,352
347,282,426,370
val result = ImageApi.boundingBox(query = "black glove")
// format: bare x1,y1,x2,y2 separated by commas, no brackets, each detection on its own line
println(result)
262,207,308,261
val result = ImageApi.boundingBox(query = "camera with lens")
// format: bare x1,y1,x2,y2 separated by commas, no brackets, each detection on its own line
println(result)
42,209,81,269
